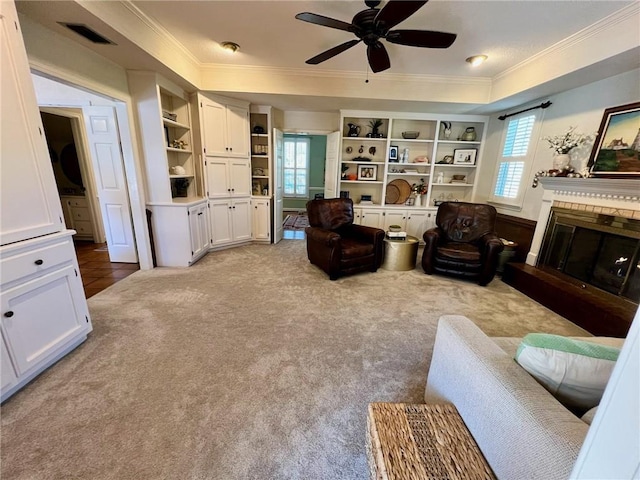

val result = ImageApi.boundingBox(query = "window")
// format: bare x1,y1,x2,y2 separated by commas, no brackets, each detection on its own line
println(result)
284,136,310,197
489,110,541,208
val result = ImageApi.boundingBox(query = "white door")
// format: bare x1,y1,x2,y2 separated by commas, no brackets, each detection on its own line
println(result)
406,211,428,240
229,159,251,196
188,203,208,259
252,199,270,241
383,211,407,231
273,128,284,243
226,105,249,157
201,98,227,157
205,158,229,198
360,209,383,228
83,106,137,263
232,198,252,241
324,131,340,199
209,199,233,245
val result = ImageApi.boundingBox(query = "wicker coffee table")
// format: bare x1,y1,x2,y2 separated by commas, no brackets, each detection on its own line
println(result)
367,403,495,480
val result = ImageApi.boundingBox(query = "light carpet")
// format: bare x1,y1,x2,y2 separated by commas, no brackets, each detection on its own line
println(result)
1,241,587,480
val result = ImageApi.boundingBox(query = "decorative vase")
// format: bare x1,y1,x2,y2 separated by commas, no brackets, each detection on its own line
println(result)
553,154,571,170
414,194,422,207
461,127,477,141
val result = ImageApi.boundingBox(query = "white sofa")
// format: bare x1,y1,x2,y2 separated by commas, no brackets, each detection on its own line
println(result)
424,315,589,480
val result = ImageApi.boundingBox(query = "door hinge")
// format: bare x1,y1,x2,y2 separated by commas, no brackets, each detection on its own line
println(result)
85,315,89,323
60,215,63,223
74,269,78,277
200,102,203,107
206,191,209,197
187,210,190,216
204,159,207,166
15,21,18,31
191,250,194,255
119,142,124,155
204,147,207,154
38,127,43,136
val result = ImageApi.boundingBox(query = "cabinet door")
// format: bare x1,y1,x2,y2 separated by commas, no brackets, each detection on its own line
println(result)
229,159,251,196
383,211,407,231
1,334,17,393
232,198,252,242
353,207,362,225
406,211,429,240
226,105,249,157
209,200,233,245
188,203,208,259
252,199,270,241
0,2,64,245
197,204,210,253
360,209,383,228
205,158,230,198
201,99,227,157
1,265,89,375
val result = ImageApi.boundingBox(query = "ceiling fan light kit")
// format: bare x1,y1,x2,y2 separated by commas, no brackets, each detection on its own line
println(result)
466,55,488,67
296,0,457,73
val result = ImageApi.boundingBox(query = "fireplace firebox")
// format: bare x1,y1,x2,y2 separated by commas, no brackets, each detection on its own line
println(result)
540,208,640,304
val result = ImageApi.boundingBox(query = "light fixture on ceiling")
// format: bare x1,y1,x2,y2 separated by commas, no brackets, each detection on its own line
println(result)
466,55,488,67
220,41,240,54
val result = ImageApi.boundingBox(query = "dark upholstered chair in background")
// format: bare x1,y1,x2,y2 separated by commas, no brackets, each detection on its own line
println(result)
422,202,504,286
305,198,385,280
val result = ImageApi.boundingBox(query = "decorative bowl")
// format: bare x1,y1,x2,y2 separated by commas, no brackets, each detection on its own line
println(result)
388,225,402,232
402,131,419,139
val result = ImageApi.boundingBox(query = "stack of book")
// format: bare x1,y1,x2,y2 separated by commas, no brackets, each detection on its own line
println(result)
386,231,407,240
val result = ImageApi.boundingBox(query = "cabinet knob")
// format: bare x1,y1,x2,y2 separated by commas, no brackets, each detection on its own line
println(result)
34,259,44,265
226,147,229,151
231,188,235,192
4,311,14,318
233,206,236,209
227,189,231,192
228,206,232,210
198,212,203,216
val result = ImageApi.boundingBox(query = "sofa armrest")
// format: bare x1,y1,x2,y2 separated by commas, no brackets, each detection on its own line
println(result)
425,315,588,480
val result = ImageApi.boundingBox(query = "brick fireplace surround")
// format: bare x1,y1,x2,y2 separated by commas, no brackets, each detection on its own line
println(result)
503,178,640,337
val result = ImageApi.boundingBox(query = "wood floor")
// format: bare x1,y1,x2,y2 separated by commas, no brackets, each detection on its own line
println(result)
74,241,140,298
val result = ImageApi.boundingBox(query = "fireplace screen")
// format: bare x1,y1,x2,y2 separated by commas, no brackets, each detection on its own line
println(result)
541,208,640,303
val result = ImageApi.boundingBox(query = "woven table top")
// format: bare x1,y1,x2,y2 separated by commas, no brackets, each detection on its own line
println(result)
367,403,496,480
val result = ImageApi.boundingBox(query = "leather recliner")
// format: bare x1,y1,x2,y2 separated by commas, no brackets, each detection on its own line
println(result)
422,202,504,286
305,198,385,280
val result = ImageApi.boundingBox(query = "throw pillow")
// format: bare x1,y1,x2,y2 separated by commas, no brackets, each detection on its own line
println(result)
515,333,621,411
581,406,599,425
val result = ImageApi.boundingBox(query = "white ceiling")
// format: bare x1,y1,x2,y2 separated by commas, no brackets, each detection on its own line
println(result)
15,0,640,113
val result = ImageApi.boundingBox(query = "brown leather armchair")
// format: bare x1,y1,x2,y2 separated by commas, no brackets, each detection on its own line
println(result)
305,198,385,280
422,202,504,286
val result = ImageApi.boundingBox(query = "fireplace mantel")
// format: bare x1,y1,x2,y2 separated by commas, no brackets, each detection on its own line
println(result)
538,178,640,202
527,178,640,265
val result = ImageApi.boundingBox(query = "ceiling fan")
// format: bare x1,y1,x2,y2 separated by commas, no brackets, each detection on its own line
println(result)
295,0,457,73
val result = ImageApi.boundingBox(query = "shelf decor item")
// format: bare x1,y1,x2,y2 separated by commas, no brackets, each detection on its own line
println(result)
358,164,378,180
587,102,640,176
544,126,594,171
453,148,477,165
367,119,384,138
461,127,477,141
347,123,361,137
402,131,419,139
389,146,399,162
442,121,452,139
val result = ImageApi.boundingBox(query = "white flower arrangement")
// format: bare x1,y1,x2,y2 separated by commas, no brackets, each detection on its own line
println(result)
543,126,592,155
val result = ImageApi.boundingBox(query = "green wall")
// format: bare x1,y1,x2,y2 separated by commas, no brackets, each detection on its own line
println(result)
284,134,326,210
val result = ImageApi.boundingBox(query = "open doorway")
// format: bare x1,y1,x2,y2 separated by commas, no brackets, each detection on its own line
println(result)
39,108,140,297
282,133,327,240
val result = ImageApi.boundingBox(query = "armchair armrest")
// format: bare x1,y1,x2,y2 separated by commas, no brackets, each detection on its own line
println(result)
350,225,385,268
305,227,340,247
422,227,444,274
478,232,504,286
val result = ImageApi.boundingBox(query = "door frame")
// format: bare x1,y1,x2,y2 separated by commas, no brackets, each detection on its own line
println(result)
40,107,106,243
30,70,153,269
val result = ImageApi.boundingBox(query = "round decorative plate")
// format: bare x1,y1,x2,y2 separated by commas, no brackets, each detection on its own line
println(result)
385,184,400,204
389,179,411,204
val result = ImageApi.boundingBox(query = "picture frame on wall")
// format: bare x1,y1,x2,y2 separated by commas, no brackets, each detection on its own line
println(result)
357,164,377,181
389,146,398,162
588,102,640,177
453,148,477,165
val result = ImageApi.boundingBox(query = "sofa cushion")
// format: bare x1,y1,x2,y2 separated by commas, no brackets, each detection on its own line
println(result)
581,406,599,425
515,333,621,412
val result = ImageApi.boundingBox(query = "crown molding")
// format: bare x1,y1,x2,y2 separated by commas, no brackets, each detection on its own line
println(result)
494,3,640,82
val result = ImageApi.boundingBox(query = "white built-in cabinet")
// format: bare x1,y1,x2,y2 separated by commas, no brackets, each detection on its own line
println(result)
252,198,271,241
128,72,210,267
197,93,253,249
1,0,91,402
60,196,95,241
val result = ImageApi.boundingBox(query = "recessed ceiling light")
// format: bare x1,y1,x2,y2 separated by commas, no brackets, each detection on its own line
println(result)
466,55,488,67
220,41,240,54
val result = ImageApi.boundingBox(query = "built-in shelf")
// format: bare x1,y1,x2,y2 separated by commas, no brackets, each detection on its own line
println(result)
163,118,190,129
433,164,477,168
433,183,474,187
389,138,434,143
169,174,194,179
342,137,388,142
341,180,385,184
251,154,268,158
437,140,481,145
166,147,192,154
252,175,269,179
251,133,268,137
342,161,386,165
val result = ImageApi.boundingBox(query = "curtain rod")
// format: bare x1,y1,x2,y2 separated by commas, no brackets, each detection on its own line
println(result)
498,101,552,121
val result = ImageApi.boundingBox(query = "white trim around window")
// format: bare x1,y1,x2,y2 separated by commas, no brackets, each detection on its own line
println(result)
283,136,310,198
488,108,543,209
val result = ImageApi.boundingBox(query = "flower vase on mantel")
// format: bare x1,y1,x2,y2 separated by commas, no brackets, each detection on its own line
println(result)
553,154,571,170
414,194,422,207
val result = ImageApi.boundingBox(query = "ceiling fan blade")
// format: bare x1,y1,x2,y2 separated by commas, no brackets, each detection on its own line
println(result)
295,12,355,32
305,39,361,65
367,41,391,73
374,0,428,32
386,29,457,48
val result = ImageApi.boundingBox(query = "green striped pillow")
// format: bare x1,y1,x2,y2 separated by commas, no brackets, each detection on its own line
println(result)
515,333,621,412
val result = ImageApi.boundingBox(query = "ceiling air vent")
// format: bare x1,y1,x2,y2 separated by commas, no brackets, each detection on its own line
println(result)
59,23,116,45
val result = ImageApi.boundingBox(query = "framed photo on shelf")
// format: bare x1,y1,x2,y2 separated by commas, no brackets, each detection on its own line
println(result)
588,102,640,177
389,146,399,162
357,164,377,180
453,148,477,165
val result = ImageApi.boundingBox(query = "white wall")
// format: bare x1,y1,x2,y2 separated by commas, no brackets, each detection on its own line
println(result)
476,68,640,221
283,111,339,134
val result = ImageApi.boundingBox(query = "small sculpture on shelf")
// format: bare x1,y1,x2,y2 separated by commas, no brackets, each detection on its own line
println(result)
441,121,452,139
367,119,384,138
170,139,188,150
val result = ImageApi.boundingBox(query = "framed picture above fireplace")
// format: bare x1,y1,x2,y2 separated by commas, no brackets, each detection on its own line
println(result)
588,101,640,177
